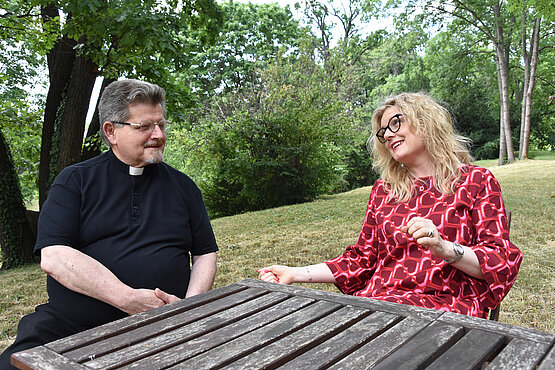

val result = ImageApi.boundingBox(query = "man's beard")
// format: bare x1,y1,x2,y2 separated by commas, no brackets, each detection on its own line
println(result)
145,150,164,164
144,140,164,164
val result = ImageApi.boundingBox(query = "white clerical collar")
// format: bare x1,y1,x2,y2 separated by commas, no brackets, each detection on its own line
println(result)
129,166,144,176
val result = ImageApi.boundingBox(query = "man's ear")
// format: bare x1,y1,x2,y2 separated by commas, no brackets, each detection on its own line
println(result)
103,122,117,145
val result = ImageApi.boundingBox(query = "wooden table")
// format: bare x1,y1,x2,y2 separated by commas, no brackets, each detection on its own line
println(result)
12,279,554,369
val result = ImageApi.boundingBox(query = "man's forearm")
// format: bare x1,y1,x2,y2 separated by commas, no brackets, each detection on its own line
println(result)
40,245,168,315
186,252,217,298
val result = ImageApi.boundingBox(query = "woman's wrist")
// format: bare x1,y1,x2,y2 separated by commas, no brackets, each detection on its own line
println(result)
442,240,465,264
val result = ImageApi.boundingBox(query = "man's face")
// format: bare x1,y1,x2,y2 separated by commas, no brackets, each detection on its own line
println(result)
105,102,166,167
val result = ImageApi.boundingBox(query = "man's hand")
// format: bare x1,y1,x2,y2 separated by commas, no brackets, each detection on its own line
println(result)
154,288,181,305
120,288,180,316
41,245,180,316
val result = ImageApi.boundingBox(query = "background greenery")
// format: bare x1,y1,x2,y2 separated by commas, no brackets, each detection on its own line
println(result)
0,0,553,349
2,0,554,221
1,156,554,351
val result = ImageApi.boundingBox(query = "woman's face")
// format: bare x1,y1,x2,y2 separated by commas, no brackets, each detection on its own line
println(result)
379,106,431,176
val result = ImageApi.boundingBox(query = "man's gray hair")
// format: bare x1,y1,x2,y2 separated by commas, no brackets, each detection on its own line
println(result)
98,79,166,145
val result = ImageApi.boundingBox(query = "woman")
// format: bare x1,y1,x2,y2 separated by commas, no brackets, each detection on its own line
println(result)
258,92,522,318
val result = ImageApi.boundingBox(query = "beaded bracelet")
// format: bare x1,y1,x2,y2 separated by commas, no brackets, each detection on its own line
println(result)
306,266,312,283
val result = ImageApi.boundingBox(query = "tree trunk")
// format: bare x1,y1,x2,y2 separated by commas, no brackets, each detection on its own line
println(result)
519,7,530,156
0,130,36,269
520,17,541,160
496,60,507,165
56,44,98,173
39,9,98,208
82,77,117,161
38,6,77,208
493,3,515,164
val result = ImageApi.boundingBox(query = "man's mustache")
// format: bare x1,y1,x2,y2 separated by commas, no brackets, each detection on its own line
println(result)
143,140,164,148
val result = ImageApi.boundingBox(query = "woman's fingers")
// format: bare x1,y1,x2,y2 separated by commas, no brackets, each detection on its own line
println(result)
257,267,280,283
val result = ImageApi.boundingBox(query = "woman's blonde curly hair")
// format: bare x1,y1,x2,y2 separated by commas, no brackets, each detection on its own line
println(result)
368,92,473,202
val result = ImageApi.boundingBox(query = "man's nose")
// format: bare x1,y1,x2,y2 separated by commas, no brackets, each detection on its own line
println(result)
150,124,165,138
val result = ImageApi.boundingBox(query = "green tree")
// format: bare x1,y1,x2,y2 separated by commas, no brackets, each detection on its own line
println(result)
421,31,501,158
404,0,519,164
0,130,37,268
182,44,354,217
185,1,305,99
0,0,223,267
0,0,49,267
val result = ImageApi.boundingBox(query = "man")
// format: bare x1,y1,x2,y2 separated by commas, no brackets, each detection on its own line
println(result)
0,79,218,368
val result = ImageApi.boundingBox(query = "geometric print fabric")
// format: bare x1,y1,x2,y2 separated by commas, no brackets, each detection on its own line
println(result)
325,165,523,318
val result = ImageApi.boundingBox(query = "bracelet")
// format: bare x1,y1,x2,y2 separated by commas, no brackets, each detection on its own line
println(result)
442,243,465,264
306,267,312,283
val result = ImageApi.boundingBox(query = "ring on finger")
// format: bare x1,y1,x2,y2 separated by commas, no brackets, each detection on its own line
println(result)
427,229,434,238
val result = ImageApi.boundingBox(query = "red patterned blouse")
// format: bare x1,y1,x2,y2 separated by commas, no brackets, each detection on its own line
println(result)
325,165,522,318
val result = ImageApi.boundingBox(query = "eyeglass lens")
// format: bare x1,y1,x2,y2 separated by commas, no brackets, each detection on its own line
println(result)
140,121,169,133
376,114,402,143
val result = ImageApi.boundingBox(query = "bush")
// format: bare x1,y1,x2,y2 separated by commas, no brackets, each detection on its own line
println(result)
341,142,379,191
191,46,357,217
473,139,499,160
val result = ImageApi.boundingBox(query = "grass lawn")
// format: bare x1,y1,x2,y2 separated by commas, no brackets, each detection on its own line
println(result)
1,157,554,351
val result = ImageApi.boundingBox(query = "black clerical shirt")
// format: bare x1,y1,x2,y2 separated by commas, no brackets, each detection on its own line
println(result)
34,150,218,328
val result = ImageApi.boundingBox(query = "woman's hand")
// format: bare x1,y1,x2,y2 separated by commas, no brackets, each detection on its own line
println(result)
400,217,451,259
257,264,337,285
257,265,296,285
400,217,484,279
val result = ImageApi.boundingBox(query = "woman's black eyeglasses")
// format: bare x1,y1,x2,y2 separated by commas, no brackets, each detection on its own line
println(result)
376,114,402,144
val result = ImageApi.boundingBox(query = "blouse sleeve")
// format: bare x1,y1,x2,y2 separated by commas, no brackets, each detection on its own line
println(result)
469,168,523,308
325,183,381,295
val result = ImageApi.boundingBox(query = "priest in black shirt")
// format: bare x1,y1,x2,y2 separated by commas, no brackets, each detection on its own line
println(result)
0,79,219,368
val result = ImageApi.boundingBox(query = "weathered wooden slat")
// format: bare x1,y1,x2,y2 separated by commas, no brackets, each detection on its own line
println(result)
486,338,552,370
223,305,371,369
82,291,290,369
11,346,87,370
371,320,464,370
277,311,400,370
438,311,554,344
537,343,555,370
237,279,441,321
45,283,247,353
64,287,270,363
328,316,432,369
169,300,342,369
426,328,506,370
119,296,316,369
11,280,555,370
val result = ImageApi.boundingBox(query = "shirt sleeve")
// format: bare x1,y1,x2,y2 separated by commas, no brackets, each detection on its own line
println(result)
325,184,380,294
468,168,523,308
34,168,82,253
189,188,219,256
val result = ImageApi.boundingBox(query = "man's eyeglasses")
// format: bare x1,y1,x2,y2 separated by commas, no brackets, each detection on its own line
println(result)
375,114,402,144
112,120,171,134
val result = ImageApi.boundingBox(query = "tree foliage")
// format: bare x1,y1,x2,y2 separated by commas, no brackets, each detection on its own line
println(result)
185,1,306,98
1,0,554,265
175,44,358,217
0,0,223,267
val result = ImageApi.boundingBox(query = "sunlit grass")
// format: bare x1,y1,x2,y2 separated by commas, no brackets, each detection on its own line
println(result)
1,158,553,351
